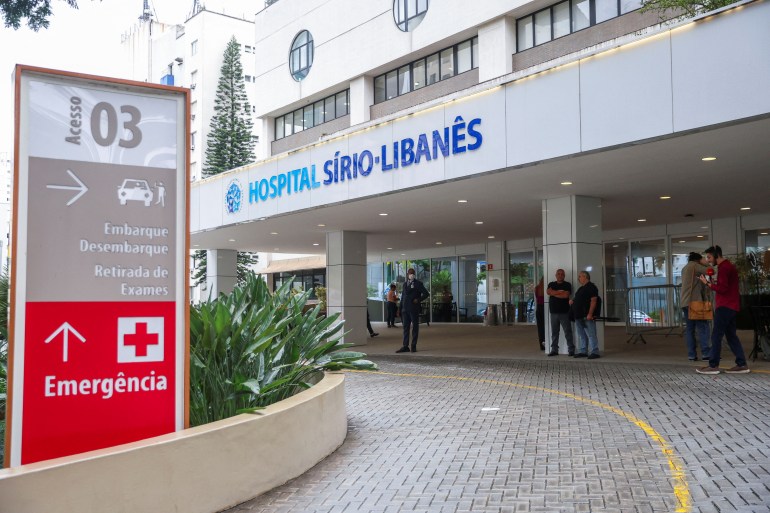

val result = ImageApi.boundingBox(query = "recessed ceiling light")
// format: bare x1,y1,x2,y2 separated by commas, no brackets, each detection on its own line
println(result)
659,196,671,200
740,207,751,211
409,230,416,233
488,235,495,239
457,199,468,203
697,235,704,238
317,224,326,227
228,238,236,242
679,240,686,243
379,213,388,216
701,156,717,161
589,224,598,228
560,181,573,186
273,248,279,251
435,242,443,245
761,232,769,235
400,253,405,256
475,221,483,225
387,247,393,250
637,219,647,222
313,243,319,246
193,244,199,247
270,232,278,235
612,244,619,248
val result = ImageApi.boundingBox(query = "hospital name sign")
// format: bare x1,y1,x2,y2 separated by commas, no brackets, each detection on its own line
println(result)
225,116,483,214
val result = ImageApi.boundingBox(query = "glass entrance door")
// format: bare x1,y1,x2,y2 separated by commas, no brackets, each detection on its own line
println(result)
509,251,536,323
459,255,486,323
604,242,629,322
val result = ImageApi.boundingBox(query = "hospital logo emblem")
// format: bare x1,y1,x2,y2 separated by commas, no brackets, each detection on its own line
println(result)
225,179,243,214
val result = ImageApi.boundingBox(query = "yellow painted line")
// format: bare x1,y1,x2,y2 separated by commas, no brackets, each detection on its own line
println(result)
347,369,692,513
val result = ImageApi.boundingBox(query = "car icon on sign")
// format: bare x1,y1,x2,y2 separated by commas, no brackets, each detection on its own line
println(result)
118,179,154,206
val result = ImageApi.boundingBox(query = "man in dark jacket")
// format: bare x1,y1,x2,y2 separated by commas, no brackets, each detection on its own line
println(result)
397,268,429,353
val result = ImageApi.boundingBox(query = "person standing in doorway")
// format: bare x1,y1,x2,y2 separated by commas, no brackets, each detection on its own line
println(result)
366,311,379,338
397,268,429,353
696,245,749,374
571,271,601,359
546,269,575,356
680,252,711,361
386,283,399,328
535,277,545,351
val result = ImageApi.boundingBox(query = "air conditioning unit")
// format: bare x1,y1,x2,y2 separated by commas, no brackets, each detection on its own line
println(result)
190,83,197,89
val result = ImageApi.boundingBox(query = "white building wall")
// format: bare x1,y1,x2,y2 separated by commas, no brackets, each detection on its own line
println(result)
0,151,11,269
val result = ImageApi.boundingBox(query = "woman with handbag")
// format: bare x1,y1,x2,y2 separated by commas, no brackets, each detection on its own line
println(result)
680,252,712,361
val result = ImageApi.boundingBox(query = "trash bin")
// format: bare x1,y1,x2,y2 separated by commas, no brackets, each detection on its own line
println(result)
487,304,499,326
517,301,528,322
500,302,513,325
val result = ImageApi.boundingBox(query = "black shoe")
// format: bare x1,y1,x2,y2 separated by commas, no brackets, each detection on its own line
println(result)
568,352,575,357
587,353,600,359
547,351,558,357
539,342,545,351
573,353,588,358
395,346,410,353
370,332,379,338
410,347,417,353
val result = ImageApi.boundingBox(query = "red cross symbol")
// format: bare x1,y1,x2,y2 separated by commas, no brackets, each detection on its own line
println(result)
124,322,160,357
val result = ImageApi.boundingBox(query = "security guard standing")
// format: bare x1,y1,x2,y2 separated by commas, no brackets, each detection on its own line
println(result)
397,267,429,353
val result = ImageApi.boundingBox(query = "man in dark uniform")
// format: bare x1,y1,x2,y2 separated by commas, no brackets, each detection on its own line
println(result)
397,268,429,353
546,268,575,356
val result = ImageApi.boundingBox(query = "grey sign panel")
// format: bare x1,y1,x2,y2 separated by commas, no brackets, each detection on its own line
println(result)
27,157,177,301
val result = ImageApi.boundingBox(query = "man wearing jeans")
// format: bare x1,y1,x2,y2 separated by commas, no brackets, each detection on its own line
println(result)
546,269,574,356
680,252,711,361
696,245,750,375
571,271,600,359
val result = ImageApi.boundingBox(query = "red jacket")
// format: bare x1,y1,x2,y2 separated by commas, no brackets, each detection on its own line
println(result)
710,259,740,312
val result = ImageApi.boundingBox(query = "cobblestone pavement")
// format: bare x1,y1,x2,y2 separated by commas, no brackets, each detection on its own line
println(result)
228,356,770,513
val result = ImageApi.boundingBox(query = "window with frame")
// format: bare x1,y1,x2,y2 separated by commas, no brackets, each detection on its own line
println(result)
373,36,478,104
516,0,642,52
393,0,429,32
191,39,198,55
289,30,314,81
273,89,350,140
273,268,326,299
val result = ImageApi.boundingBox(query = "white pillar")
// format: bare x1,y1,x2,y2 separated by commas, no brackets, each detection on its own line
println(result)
542,196,604,354
260,117,274,158
326,231,367,345
486,240,508,308
477,16,516,83
349,75,373,126
206,249,237,299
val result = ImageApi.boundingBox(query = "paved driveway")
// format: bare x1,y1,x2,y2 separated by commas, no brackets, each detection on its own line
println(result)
227,356,770,513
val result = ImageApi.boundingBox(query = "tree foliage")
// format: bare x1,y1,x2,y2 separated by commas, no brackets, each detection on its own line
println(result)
641,0,737,19
1,0,77,31
204,36,255,176
192,249,259,291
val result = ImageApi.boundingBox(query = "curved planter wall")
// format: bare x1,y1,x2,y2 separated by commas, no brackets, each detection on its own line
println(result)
0,373,346,513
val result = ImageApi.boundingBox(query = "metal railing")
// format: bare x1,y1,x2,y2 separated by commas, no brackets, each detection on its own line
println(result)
626,284,683,343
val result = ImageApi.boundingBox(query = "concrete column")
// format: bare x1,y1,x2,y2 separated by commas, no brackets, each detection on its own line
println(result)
485,240,508,307
260,117,274,158
542,196,604,354
477,16,516,83
349,75,373,126
326,231,367,345
206,249,237,299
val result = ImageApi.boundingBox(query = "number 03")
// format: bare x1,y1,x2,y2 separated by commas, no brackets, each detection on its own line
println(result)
90,102,143,149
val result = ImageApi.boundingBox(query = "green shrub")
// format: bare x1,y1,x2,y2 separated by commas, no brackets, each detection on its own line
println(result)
189,273,376,426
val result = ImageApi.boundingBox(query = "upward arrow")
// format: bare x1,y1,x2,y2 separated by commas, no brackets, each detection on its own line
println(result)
44,322,86,363
46,169,88,206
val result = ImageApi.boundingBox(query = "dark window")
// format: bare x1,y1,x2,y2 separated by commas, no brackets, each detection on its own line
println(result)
273,90,350,141
273,268,326,299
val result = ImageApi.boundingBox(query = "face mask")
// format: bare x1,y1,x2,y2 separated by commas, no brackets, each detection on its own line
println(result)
408,274,415,280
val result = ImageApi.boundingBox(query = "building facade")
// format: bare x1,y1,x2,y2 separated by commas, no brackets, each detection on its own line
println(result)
191,0,770,347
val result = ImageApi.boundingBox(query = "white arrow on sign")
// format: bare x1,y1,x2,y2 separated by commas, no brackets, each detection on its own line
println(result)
45,322,86,362
46,169,88,206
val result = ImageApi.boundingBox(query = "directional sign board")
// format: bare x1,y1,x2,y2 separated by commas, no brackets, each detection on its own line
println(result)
6,66,189,466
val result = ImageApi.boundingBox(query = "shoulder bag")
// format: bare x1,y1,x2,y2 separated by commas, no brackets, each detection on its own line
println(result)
688,267,713,321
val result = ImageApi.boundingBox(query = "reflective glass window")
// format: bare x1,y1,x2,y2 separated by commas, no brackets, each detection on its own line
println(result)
621,0,643,13
517,16,534,51
393,0,429,32
412,58,426,89
314,100,324,125
374,75,386,103
293,109,303,133
426,53,439,85
398,65,411,95
275,115,285,139
440,47,454,80
553,1,571,38
289,30,314,81
534,10,552,45
386,70,398,100
572,0,590,31
284,115,292,136
596,0,619,23
303,105,313,129
325,96,335,120
336,91,348,117
456,40,472,74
